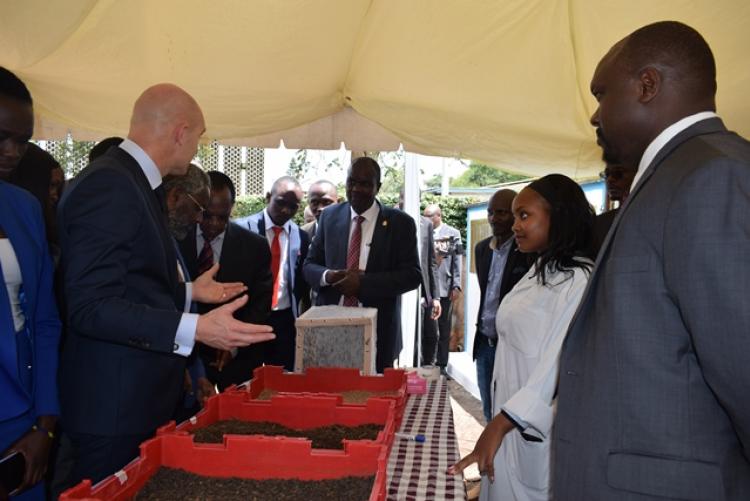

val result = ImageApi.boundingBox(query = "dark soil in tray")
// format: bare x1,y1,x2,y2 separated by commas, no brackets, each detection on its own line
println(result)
191,419,382,449
257,388,398,404
133,467,374,500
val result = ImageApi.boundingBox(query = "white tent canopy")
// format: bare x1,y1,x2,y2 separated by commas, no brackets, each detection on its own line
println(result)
2,0,748,178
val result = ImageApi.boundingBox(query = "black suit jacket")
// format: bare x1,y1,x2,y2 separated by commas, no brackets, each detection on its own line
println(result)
303,201,422,371
58,147,187,436
178,222,272,324
472,236,531,359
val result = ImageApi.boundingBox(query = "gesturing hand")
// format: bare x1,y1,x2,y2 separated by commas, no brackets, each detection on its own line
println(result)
447,413,514,482
196,295,275,350
193,263,247,304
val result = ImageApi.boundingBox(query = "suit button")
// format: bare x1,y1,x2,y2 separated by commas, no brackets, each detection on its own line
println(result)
173,343,179,351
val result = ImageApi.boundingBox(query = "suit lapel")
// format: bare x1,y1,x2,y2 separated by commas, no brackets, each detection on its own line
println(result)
367,201,388,271
567,118,728,334
114,149,178,287
335,204,351,268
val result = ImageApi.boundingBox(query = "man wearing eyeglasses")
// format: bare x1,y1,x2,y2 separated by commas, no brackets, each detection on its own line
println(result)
591,161,637,254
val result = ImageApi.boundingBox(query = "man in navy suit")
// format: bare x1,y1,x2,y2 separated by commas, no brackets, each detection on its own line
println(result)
180,171,273,388
57,84,274,487
304,157,421,373
235,176,309,371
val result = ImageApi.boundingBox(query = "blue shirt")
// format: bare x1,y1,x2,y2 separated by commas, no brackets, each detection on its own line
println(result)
479,236,514,338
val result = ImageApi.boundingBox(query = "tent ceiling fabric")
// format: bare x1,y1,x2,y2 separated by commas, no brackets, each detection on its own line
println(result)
2,0,748,178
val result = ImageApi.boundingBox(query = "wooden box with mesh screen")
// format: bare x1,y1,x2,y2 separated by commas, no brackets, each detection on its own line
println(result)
294,306,377,375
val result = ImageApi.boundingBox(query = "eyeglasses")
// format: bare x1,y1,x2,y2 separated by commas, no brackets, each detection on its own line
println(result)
185,192,206,213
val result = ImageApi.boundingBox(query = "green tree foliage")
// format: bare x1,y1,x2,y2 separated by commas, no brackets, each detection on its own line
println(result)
232,195,307,226
451,162,527,187
288,149,312,179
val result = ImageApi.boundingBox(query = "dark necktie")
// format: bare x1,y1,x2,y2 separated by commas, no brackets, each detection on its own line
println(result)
197,238,214,276
343,215,364,307
270,226,283,309
154,185,167,215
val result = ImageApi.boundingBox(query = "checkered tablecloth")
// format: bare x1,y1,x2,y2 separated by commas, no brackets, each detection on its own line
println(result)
386,378,466,500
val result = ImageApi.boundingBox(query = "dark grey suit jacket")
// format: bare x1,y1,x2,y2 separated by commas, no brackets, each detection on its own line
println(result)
554,118,750,500
303,201,421,372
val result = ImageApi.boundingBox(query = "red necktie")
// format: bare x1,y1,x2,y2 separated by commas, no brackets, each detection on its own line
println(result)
270,226,283,309
197,238,214,276
343,216,364,307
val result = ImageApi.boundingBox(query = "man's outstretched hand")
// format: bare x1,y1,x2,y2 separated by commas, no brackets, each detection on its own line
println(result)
193,263,247,304
196,295,274,350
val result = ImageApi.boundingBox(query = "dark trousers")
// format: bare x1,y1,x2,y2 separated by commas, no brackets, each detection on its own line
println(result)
62,430,152,489
434,297,453,367
420,307,439,366
265,308,296,371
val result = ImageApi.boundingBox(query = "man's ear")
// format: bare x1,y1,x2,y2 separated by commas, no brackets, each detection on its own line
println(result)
174,122,189,146
265,192,271,204
166,187,182,208
638,66,661,104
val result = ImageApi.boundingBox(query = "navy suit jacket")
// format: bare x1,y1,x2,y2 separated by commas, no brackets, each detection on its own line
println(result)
303,201,421,371
0,182,61,422
235,211,309,318
58,147,187,436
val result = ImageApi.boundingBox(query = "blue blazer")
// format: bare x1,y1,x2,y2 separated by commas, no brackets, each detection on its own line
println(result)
235,211,309,318
0,181,61,422
303,201,421,371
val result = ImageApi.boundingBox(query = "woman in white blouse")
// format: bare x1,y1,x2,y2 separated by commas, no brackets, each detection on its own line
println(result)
450,174,594,501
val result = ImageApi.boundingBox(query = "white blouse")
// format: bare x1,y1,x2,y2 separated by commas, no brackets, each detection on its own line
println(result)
0,238,25,332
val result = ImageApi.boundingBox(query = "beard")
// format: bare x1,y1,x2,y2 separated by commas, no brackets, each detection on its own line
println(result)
597,128,621,165
168,214,191,241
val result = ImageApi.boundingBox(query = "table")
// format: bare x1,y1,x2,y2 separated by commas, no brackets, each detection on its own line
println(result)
386,378,466,500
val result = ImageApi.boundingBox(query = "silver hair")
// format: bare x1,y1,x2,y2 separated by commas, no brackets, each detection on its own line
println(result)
163,163,210,196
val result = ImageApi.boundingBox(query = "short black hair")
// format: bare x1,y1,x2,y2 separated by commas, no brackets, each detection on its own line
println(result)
270,176,302,196
349,157,381,185
620,21,716,99
0,67,33,105
89,137,124,162
207,170,236,203
526,174,594,285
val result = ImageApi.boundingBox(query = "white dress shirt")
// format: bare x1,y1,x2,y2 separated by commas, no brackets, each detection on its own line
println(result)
196,226,226,266
118,139,197,357
263,209,292,311
0,238,24,332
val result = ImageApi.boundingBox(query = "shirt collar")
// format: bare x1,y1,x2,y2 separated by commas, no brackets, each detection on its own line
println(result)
119,138,162,189
633,111,718,188
197,225,225,244
350,199,380,222
263,208,291,233
490,234,514,252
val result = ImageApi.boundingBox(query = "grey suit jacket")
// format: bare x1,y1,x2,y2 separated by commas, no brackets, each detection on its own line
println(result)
554,118,750,501
434,223,462,297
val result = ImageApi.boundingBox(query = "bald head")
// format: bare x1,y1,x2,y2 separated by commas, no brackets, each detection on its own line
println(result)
618,21,716,103
423,204,442,228
590,21,717,168
128,83,205,177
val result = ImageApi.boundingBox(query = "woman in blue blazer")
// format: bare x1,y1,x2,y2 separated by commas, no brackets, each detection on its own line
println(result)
0,181,61,500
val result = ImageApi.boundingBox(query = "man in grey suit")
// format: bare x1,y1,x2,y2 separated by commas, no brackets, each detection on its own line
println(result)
423,204,462,372
554,21,750,500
